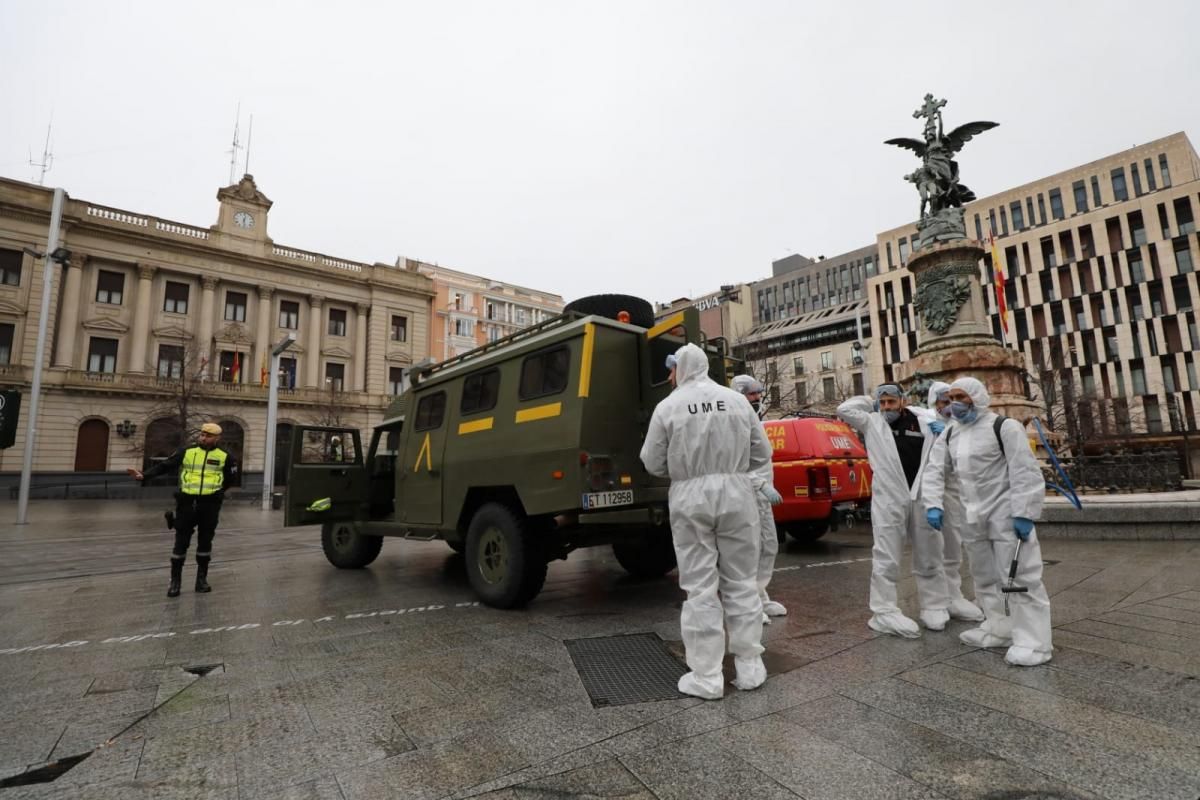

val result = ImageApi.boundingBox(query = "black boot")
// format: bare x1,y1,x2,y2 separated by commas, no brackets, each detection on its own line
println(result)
195,556,212,593
167,559,183,598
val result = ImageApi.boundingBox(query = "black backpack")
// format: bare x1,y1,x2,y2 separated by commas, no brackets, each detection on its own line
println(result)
945,416,1009,455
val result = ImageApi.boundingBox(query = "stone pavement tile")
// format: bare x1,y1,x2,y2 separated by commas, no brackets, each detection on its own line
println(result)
1053,629,1200,677
0,714,69,775
335,731,529,800
133,692,230,739
469,759,656,799
0,738,147,800
50,711,144,759
1062,617,1200,656
450,741,623,798
85,666,181,696
1148,594,1200,612
600,701,751,758
1097,608,1200,639
0,675,94,716
393,687,543,748
778,693,1099,800
308,710,415,758
1118,600,1200,626
707,714,948,800
134,737,239,793
1041,644,1200,696
260,778,347,800
488,705,643,763
900,662,1200,773
234,724,402,798
948,649,1200,733
619,734,800,800
842,676,1200,800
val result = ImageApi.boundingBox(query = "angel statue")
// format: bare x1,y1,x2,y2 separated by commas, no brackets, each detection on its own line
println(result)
886,94,997,249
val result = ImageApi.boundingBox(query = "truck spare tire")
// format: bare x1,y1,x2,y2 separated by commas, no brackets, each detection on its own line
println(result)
563,294,655,328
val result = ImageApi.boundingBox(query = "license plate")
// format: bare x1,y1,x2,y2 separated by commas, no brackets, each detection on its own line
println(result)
582,490,634,509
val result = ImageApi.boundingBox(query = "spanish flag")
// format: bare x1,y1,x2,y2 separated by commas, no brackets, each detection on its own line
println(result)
260,356,268,387
231,351,241,384
990,234,1009,335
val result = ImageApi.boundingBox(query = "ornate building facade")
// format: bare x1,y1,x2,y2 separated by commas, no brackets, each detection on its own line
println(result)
0,175,434,489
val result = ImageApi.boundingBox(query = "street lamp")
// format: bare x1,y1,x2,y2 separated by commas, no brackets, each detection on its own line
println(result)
115,419,138,438
261,332,296,511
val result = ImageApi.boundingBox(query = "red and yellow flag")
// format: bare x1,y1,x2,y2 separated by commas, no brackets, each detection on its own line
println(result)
231,351,241,383
990,234,1009,334
260,356,268,387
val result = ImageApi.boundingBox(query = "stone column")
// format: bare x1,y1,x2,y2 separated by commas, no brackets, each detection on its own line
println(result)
127,264,156,374
306,294,324,388
354,303,369,392
367,303,388,395
256,286,274,385
53,253,86,369
197,276,219,379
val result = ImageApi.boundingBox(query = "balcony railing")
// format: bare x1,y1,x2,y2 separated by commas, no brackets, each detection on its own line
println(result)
59,370,387,406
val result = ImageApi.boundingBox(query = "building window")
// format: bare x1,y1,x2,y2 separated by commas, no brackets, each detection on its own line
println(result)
163,281,189,314
898,238,910,264
454,318,473,337
988,209,997,236
1159,154,1171,188
1131,163,1143,196
1110,168,1128,202
1072,181,1088,214
1131,361,1147,395
1049,189,1065,220
87,337,118,373
1174,197,1196,235
1144,158,1157,191
515,308,527,325
0,323,13,364
1163,361,1178,394
278,357,297,389
279,300,299,329
1128,211,1147,247
820,351,833,371
1040,236,1057,269
794,381,807,405
324,362,345,391
157,344,184,378
1173,275,1194,311
1010,202,1024,230
0,249,22,286
1144,396,1163,433
793,356,805,374
1037,194,1047,225
822,376,836,401
1129,251,1146,283
327,308,347,336
974,214,983,241
96,270,125,305
388,367,404,395
224,291,247,322
851,372,865,395
1090,176,1102,207
1175,239,1195,274
390,314,408,342
770,385,781,406
218,350,245,383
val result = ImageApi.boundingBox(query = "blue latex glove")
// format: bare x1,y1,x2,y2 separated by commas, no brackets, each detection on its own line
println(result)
760,485,783,506
926,508,944,531
928,419,945,435
1013,517,1035,541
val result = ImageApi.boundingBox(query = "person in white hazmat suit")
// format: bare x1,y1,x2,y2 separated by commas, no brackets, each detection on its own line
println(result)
730,375,788,623
923,377,1052,666
912,382,986,624
640,345,771,699
837,384,951,638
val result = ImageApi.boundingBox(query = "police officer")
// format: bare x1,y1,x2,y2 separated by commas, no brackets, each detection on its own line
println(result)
128,422,239,597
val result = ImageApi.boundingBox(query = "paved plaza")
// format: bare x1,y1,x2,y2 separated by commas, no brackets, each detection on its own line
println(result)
1,499,1198,799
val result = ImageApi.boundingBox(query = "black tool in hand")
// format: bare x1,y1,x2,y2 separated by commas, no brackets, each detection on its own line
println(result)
164,510,175,530
1001,539,1028,615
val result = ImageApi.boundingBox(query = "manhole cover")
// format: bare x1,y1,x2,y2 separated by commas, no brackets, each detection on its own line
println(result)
564,632,687,707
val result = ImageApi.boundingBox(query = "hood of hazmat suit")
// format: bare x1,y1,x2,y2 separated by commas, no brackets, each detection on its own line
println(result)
639,344,770,694
927,381,952,409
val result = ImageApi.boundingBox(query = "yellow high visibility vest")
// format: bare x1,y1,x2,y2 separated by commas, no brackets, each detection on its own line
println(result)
180,447,227,496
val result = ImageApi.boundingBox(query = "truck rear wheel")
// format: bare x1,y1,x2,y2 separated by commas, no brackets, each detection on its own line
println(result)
785,520,829,543
612,531,677,578
465,503,547,608
321,522,383,568
563,294,655,328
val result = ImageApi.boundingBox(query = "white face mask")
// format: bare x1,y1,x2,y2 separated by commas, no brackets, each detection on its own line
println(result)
882,410,901,424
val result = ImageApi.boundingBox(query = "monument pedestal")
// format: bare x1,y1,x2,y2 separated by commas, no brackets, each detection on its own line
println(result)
891,240,1039,423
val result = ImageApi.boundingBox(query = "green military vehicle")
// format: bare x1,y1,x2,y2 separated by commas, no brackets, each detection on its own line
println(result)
284,295,737,608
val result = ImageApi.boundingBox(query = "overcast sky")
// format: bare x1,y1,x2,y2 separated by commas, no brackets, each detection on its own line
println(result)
3,1,1198,306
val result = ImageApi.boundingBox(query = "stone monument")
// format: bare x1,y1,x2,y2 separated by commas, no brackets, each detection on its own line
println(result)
884,94,1039,422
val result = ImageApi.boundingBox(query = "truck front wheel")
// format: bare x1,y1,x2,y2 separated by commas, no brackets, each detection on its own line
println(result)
465,503,547,608
612,531,677,578
785,520,829,543
321,522,383,568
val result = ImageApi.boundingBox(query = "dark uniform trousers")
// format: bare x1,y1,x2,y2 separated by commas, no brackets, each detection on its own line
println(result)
172,492,223,570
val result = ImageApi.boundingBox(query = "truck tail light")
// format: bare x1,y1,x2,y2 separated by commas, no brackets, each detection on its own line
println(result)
587,455,616,490
807,466,830,499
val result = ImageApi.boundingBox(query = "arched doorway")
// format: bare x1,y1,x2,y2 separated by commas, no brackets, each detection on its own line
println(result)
74,419,110,471
274,422,294,486
217,420,245,486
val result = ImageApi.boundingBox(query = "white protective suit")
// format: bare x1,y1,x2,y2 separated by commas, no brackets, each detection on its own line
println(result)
922,377,1052,666
837,394,950,637
914,382,985,624
641,345,770,699
730,375,787,622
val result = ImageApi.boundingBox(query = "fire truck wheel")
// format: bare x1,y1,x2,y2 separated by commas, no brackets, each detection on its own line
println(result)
785,520,829,543
321,522,384,568
465,503,548,608
563,294,655,328
612,531,677,578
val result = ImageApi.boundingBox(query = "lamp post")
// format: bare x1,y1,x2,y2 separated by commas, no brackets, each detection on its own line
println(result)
261,332,296,511
17,188,67,525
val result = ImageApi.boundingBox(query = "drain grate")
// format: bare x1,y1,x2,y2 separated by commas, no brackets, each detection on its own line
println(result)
564,632,687,707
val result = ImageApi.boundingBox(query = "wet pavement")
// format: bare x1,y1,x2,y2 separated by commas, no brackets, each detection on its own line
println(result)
1,499,1199,799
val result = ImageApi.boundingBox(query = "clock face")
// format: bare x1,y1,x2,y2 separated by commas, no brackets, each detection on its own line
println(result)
233,210,255,229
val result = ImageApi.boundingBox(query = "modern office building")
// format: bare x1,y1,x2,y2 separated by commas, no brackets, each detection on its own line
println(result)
753,245,879,325
654,284,754,343
870,132,1200,470
0,174,434,487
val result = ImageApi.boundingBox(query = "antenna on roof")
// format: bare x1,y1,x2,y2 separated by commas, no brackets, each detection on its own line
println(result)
227,103,243,184
244,113,254,176
29,118,54,185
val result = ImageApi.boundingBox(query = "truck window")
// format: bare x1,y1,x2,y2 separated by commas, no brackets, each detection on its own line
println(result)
650,336,683,385
461,369,500,414
414,391,447,431
300,429,358,464
518,347,570,400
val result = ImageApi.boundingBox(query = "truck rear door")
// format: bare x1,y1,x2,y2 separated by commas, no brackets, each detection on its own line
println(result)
285,426,368,526
398,388,449,525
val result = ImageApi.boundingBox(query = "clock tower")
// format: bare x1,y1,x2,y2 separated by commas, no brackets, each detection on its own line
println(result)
215,174,272,252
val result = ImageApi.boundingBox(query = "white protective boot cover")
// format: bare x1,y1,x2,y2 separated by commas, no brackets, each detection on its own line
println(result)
868,612,921,639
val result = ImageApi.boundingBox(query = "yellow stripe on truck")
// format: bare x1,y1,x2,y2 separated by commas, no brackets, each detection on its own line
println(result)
515,402,562,424
457,417,494,435
645,312,685,340
578,323,595,398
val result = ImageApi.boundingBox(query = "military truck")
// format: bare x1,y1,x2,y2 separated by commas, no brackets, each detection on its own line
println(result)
283,295,737,608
